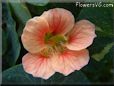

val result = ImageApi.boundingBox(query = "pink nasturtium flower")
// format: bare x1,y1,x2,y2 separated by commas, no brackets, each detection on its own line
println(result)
21,8,96,79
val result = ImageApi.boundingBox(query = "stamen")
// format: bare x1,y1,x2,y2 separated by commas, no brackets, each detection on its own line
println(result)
41,33,68,57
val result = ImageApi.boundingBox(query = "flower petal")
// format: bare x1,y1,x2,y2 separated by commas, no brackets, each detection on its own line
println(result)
22,53,55,79
66,20,96,51
21,17,50,53
41,8,75,35
51,49,89,76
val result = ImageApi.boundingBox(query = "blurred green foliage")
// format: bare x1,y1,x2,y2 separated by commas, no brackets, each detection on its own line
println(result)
2,0,114,85
2,64,90,85
2,3,21,69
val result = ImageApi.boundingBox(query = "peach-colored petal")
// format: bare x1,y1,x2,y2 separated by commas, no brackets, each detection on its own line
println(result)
51,49,89,76
22,53,55,79
21,17,50,53
41,8,75,35
66,20,96,51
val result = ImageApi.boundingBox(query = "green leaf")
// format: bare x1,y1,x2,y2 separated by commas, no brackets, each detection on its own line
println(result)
92,42,114,61
77,7,113,37
2,3,21,66
82,50,113,82
9,0,31,36
17,22,25,36
88,37,113,54
88,36,113,62
2,64,41,85
9,0,31,24
59,71,90,84
2,64,90,85
2,28,8,56
25,0,49,6
46,70,90,85
95,26,114,37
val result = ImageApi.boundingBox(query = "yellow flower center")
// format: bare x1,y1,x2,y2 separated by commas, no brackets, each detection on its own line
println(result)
45,33,67,45
40,33,67,57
